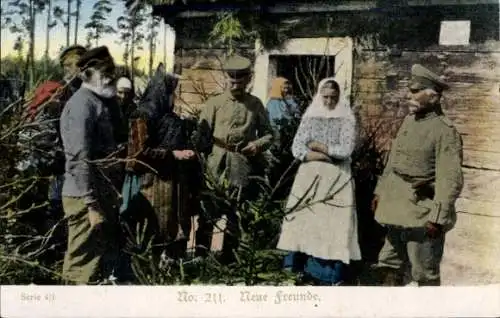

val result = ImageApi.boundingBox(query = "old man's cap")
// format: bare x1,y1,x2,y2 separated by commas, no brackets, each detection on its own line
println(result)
222,55,252,78
59,45,87,66
76,46,115,72
410,64,449,93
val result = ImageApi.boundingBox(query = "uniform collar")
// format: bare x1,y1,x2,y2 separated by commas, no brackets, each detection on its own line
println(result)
414,108,440,121
223,89,246,101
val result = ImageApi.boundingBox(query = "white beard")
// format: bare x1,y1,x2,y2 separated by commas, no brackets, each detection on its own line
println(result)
80,68,117,98
81,75,116,98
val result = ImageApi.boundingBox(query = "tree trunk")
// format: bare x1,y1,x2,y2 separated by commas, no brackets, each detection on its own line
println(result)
124,40,130,70
66,0,71,46
149,41,154,78
131,23,136,83
0,6,3,61
21,0,35,98
163,23,167,66
29,0,36,88
45,0,52,74
74,0,80,44
148,17,154,78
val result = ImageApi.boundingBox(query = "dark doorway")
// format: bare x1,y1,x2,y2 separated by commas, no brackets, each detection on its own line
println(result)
269,54,335,112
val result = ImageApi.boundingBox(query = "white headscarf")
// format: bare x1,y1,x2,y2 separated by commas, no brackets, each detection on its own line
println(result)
116,77,133,90
302,77,355,121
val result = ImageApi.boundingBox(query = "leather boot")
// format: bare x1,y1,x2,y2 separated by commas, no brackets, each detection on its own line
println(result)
370,266,404,286
418,278,441,286
382,268,404,286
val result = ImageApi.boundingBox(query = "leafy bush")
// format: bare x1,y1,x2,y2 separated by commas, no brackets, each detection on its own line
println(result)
0,93,65,285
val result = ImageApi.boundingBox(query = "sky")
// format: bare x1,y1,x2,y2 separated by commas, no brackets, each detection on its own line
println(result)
0,0,176,70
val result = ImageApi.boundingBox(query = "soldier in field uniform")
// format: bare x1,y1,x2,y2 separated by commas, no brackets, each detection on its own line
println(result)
371,64,464,286
195,55,274,261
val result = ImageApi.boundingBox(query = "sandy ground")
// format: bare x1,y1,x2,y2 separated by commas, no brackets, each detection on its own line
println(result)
440,212,500,285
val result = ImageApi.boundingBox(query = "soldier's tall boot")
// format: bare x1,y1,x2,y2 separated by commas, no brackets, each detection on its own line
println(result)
370,266,404,286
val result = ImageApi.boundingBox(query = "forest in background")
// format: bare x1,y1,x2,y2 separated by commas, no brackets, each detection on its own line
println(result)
0,0,166,93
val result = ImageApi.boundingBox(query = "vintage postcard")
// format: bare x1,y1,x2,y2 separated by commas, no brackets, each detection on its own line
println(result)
0,0,499,317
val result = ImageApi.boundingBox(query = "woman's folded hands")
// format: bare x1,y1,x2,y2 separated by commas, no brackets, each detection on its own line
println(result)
305,141,331,163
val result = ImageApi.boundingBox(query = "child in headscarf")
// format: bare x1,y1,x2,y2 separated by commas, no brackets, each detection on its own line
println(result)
266,77,301,198
266,77,301,135
276,77,361,286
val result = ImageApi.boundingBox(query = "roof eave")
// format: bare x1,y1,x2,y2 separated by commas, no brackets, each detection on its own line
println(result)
152,0,499,19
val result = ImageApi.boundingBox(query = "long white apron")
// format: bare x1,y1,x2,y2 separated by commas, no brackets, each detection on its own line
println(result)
277,160,361,264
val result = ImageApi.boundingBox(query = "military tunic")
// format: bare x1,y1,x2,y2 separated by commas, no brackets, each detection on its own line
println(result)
195,89,273,260
374,110,464,285
375,111,463,230
198,90,274,187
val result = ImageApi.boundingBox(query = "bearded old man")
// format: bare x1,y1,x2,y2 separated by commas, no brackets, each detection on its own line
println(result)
195,55,274,261
60,46,122,284
371,64,464,286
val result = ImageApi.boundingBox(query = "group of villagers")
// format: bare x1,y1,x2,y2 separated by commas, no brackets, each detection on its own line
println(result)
23,42,462,288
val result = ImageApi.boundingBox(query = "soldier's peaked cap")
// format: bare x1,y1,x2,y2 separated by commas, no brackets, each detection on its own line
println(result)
59,45,87,65
222,55,252,78
76,46,115,70
410,64,449,93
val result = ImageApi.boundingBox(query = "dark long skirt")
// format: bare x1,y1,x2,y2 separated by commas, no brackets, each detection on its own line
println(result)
116,172,193,282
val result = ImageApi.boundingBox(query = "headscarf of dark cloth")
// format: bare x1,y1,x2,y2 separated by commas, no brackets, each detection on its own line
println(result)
134,63,184,150
136,63,178,124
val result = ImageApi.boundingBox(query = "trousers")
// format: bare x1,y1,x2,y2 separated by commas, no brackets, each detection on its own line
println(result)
62,196,119,284
377,225,445,286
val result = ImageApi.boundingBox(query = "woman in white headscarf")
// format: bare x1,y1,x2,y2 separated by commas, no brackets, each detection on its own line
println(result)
116,76,137,120
276,77,361,286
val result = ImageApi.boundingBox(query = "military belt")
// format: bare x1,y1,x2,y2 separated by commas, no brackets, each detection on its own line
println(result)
392,169,435,202
392,169,434,185
213,137,246,153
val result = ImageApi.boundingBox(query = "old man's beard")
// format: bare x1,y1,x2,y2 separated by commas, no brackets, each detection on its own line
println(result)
82,70,117,99
88,84,116,99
